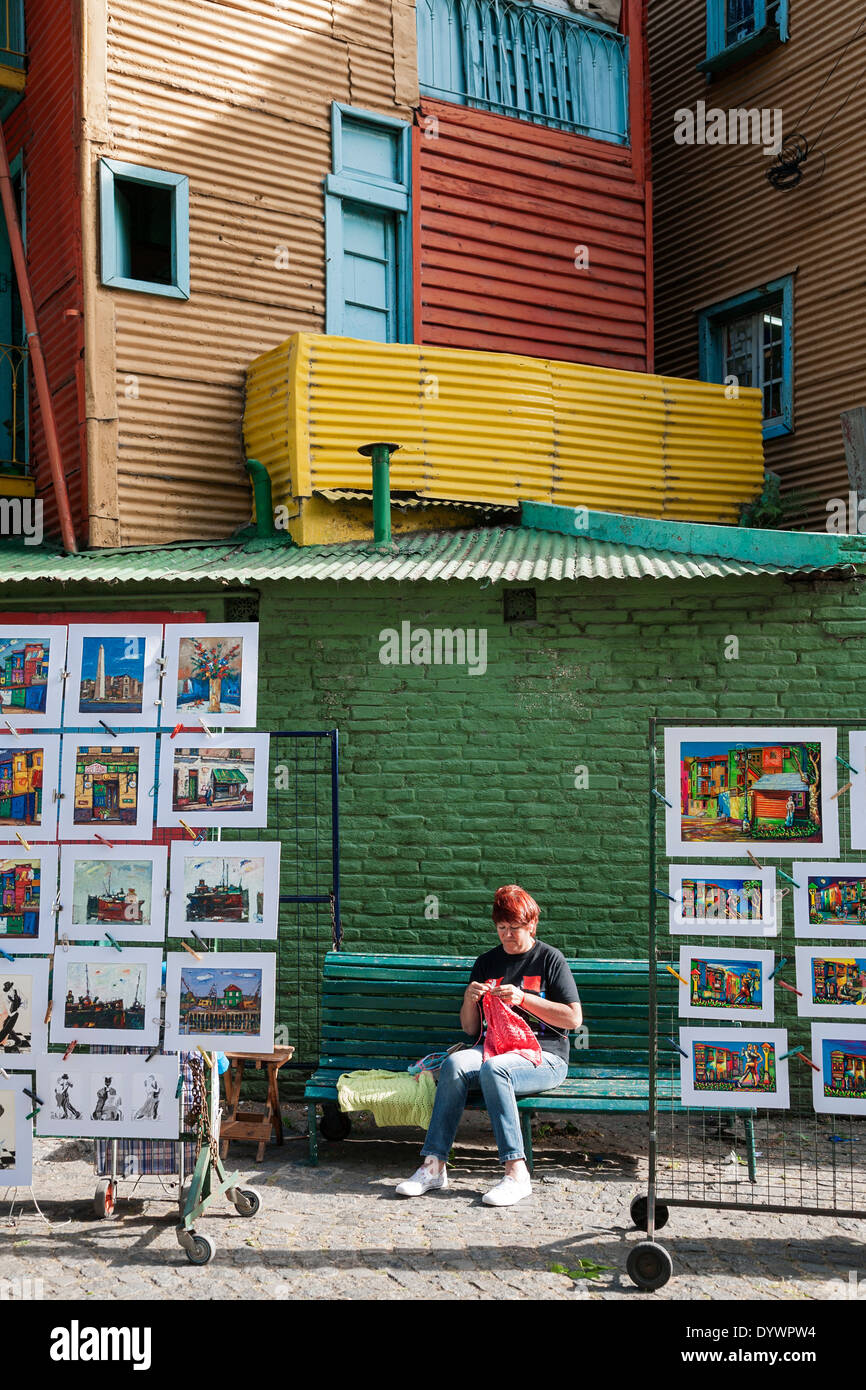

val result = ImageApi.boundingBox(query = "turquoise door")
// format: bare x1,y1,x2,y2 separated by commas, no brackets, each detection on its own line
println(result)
341,202,397,342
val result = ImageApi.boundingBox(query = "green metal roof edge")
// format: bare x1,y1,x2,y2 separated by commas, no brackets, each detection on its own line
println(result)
520,502,856,569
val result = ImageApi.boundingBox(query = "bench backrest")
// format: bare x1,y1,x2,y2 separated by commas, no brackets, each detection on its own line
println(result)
318,953,678,1074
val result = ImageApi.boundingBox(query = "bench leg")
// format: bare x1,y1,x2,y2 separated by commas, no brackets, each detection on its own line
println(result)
307,1102,319,1166
520,1110,534,1176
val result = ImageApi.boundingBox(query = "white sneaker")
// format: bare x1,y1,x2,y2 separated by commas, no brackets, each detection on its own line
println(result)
395,1162,448,1197
482,1173,532,1207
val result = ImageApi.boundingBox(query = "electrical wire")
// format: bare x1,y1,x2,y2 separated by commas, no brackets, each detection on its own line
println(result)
766,11,866,188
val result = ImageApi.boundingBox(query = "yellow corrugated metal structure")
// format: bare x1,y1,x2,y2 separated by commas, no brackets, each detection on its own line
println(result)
244,333,765,524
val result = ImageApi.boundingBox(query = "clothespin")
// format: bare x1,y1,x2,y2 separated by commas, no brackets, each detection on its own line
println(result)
58,934,69,952
832,781,852,801
52,788,65,802
665,965,690,987
22,1086,43,1105
837,754,859,775
59,669,70,681
51,895,61,915
104,933,122,953
747,850,763,871
651,789,672,808
63,1039,78,1061
179,819,197,841
4,719,20,738
654,889,676,902
146,1046,160,1062
777,868,802,890
198,717,216,738
769,956,789,980
175,1075,184,1098
94,833,115,849
154,656,167,671
196,1047,213,1069
98,719,118,738
170,723,184,739
0,1066,8,1079
190,930,209,953
15,831,31,852
0,948,15,962
663,1036,689,1059
43,1000,53,1024
25,1110,40,1122
181,940,202,962
777,979,803,998
794,1051,819,1072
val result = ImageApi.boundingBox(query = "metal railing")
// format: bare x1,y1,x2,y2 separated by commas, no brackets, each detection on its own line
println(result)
417,0,629,142
0,0,24,69
0,340,27,473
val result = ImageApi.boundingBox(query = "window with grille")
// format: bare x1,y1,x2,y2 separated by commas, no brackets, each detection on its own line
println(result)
698,277,794,440
705,0,788,68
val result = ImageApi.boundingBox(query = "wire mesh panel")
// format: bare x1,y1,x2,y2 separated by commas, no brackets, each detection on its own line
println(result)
649,718,866,1222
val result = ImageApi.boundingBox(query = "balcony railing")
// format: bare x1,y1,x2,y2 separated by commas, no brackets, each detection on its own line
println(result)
0,0,24,81
417,0,629,143
0,342,28,474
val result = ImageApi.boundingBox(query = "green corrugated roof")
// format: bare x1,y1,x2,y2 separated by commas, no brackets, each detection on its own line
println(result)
0,527,858,586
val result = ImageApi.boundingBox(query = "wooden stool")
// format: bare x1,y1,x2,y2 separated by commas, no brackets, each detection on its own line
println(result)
219,1046,294,1162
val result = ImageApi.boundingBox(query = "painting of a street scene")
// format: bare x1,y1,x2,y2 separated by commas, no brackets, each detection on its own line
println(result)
678,946,773,1021
171,747,255,813
793,863,866,940
71,745,140,825
0,857,41,939
679,1027,789,1108
62,962,147,1032
0,746,44,827
665,727,838,858
0,635,49,713
811,1024,866,1114
795,947,866,1018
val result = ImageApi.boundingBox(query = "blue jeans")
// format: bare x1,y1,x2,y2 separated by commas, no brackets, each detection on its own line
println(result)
421,1048,569,1165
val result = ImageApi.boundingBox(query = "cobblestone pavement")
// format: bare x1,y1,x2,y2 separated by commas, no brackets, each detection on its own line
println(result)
1,1109,863,1301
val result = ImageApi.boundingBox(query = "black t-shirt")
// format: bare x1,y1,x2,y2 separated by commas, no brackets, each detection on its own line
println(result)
468,939,580,1062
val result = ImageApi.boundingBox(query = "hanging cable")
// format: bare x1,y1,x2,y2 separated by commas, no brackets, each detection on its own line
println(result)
766,11,866,189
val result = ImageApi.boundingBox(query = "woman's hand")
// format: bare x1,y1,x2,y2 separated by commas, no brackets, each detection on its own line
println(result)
464,981,490,1006
490,984,525,1007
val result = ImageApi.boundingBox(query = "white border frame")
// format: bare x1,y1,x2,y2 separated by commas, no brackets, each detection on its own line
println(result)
58,845,167,943
677,945,775,1022
57,735,156,841
168,840,280,940
0,846,58,954
0,735,61,842
664,726,839,858
795,946,866,1019
36,1054,181,1139
668,862,777,936
793,861,866,940
848,733,866,850
164,951,276,1055
156,733,270,829
49,946,164,1047
0,624,66,728
679,1027,790,1109
810,1022,866,1115
0,957,50,1067
65,625,164,729
0,1074,33,1185
162,623,259,728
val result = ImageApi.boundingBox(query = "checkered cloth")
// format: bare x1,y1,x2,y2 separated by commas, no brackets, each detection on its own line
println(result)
92,1048,200,1178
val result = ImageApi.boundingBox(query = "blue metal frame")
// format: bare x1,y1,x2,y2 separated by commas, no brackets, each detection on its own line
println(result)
99,158,191,301
325,104,413,343
698,275,794,441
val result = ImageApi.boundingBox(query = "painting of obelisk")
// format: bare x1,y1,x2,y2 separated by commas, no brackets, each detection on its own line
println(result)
95,644,106,704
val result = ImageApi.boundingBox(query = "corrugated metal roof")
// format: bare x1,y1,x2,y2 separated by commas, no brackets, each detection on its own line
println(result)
0,526,856,587
750,775,809,792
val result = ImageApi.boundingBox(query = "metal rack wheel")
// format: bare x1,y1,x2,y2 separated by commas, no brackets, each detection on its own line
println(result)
232,1187,261,1218
94,1179,117,1220
627,1241,673,1291
184,1231,216,1266
629,1194,670,1232
319,1103,351,1142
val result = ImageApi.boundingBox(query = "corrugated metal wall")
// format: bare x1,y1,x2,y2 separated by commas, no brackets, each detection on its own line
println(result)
4,0,85,542
415,94,650,371
98,0,416,546
649,0,866,527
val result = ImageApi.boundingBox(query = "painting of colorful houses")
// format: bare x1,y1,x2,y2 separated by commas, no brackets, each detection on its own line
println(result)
665,727,838,857
0,637,49,713
793,864,866,940
71,746,140,826
795,947,866,1017
171,748,256,813
811,1025,866,1113
0,858,41,938
0,747,43,826
685,954,768,1014
165,951,275,1053
178,967,263,1036
679,1027,790,1108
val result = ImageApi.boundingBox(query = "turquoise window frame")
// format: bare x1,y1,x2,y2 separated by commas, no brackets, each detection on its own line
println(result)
99,158,190,300
325,104,413,342
703,0,788,72
699,276,794,441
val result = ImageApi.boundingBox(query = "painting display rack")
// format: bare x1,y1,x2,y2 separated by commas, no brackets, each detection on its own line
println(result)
631,717,866,1291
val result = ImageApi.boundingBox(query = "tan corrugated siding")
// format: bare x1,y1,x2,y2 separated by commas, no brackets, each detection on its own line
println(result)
100,0,414,546
648,0,866,527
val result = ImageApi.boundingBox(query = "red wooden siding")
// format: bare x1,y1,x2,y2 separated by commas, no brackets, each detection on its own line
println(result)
4,0,85,542
415,96,651,370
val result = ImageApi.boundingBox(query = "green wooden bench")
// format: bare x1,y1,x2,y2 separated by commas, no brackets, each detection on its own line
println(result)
304,952,684,1168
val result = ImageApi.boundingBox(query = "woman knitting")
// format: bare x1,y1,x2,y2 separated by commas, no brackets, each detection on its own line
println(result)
396,885,581,1208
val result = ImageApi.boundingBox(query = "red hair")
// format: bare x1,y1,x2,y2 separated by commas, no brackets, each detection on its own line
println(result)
492,885,540,931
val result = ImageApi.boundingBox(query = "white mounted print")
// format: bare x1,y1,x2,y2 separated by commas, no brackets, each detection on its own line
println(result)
0,625,66,728
0,1074,33,1185
156,734,270,830
0,846,58,954
679,1027,790,1109
164,951,276,1055
36,1054,180,1140
168,840,280,940
58,845,167,943
795,946,866,1018
162,623,259,728
668,863,776,936
0,735,61,842
810,1023,866,1115
677,945,775,1023
65,625,164,728
846,734,866,851
57,736,156,841
49,946,164,1047
0,958,50,1065
793,862,866,940
664,727,839,859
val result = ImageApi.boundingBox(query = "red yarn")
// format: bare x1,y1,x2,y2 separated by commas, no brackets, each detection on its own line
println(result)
482,992,542,1065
